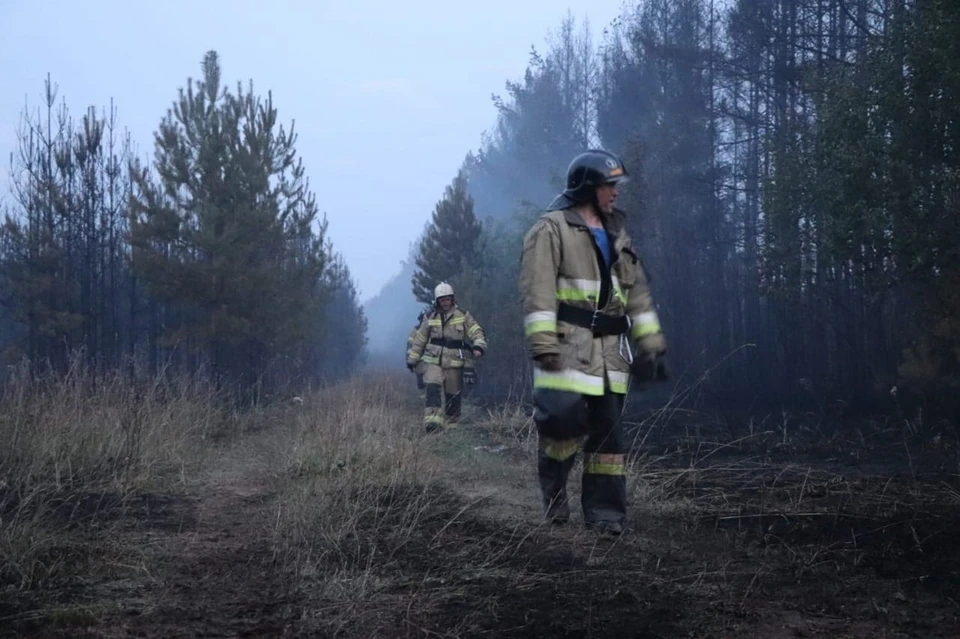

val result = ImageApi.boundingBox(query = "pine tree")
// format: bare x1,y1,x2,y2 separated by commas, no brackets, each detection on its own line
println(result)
2,75,136,375
315,253,368,379
128,50,328,390
411,169,482,304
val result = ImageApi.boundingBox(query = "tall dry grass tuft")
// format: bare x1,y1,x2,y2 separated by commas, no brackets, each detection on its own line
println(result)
0,359,228,588
272,375,449,607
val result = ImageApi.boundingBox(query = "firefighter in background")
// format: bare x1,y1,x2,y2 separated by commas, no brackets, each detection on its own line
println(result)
406,310,428,391
519,149,669,536
407,282,488,431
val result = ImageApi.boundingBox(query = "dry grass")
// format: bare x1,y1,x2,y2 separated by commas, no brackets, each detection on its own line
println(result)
271,379,443,603
0,359,235,589
270,380,573,635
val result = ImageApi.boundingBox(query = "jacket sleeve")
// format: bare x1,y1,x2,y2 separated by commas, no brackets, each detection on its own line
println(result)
623,247,666,356
463,312,488,353
406,316,430,365
519,218,562,359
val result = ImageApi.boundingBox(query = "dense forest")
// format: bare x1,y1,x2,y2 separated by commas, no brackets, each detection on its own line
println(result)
367,0,960,419
0,51,367,396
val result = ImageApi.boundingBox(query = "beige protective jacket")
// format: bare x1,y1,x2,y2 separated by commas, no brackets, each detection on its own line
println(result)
406,306,488,369
519,207,665,395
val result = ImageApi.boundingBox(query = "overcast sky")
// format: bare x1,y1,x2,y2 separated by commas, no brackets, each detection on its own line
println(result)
0,0,625,301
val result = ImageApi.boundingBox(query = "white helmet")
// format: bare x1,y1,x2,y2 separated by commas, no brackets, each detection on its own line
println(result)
434,281,455,302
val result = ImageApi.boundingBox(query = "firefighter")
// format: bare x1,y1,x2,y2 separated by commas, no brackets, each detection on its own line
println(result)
406,310,428,391
406,282,488,431
518,149,669,536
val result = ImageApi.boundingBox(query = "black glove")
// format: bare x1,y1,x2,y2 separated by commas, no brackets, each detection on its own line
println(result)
631,353,670,383
535,353,563,372
655,357,670,380
463,369,477,385
406,362,417,372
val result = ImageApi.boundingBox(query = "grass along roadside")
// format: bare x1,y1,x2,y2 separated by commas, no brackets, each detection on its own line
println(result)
0,362,234,592
272,376,440,574
0,361,283,635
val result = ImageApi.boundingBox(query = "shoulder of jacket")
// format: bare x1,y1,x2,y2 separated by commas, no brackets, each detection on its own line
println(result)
543,210,571,229
525,212,563,238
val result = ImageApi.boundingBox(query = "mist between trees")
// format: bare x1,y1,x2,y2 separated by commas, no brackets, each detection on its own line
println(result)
1,51,367,398
366,0,960,422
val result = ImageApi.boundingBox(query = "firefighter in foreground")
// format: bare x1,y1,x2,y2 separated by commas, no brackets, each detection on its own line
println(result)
406,282,488,431
519,149,668,536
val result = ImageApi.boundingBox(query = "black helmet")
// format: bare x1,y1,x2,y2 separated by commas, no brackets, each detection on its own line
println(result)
547,149,629,211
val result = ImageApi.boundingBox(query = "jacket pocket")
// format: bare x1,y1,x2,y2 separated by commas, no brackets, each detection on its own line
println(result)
558,322,593,367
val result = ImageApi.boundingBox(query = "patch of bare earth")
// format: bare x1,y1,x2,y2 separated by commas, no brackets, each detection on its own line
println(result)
94,464,297,637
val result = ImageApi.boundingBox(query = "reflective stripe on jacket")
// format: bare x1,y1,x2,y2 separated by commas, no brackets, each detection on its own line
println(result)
406,306,487,369
519,207,665,395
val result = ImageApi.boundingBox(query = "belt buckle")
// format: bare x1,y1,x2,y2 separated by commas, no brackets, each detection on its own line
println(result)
589,309,601,333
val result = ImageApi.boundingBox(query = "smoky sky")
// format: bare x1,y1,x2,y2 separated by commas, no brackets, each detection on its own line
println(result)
0,0,623,301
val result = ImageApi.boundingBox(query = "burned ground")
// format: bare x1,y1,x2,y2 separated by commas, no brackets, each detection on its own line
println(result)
2,401,958,638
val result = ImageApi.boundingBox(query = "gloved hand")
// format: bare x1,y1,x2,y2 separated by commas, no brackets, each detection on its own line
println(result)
535,353,563,372
630,353,670,382
655,357,670,380
463,369,477,385
406,362,417,373
638,333,667,357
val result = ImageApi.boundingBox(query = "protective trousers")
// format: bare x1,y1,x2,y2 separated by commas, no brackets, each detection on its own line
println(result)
422,364,464,432
537,391,627,526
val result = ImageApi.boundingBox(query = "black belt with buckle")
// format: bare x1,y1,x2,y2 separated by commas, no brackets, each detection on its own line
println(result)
557,303,630,336
430,338,468,349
